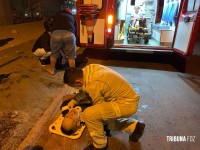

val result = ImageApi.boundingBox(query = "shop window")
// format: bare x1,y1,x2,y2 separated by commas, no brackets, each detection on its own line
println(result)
9,0,44,24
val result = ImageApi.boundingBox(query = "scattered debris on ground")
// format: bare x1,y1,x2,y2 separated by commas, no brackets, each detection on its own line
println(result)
0,111,19,149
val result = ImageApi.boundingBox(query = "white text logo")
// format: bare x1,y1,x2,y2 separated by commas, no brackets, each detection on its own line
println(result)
166,136,195,142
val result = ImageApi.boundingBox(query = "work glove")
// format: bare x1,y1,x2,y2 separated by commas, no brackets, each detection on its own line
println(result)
61,94,76,110
67,99,78,110
62,94,75,101
60,100,70,110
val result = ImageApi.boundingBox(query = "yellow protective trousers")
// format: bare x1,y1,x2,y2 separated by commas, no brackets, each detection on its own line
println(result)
83,96,139,149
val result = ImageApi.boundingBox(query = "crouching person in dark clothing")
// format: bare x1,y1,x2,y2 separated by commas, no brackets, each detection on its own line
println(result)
32,18,52,65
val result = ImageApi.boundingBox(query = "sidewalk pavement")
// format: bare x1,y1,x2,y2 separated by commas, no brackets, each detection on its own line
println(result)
0,21,44,52
17,85,75,150
0,21,82,150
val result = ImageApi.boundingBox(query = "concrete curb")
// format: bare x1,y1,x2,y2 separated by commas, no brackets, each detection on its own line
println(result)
16,85,73,150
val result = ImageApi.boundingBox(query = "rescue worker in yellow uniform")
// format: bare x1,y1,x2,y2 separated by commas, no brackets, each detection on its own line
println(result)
63,64,145,150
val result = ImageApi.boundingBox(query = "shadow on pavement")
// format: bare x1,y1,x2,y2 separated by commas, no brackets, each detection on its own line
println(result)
0,38,14,47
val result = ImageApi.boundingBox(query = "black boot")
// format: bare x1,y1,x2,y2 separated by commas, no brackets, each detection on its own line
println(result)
84,144,108,150
129,121,145,142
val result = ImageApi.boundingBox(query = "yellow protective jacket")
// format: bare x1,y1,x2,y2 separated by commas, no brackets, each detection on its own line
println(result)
81,64,139,105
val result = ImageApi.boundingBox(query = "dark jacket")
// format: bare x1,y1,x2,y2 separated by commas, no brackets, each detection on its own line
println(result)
32,31,51,52
51,10,77,36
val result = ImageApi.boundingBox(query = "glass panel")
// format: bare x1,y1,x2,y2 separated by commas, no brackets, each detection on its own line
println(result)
187,0,195,11
9,0,44,24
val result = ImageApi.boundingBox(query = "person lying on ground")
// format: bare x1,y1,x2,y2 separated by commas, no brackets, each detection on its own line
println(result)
61,93,92,135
